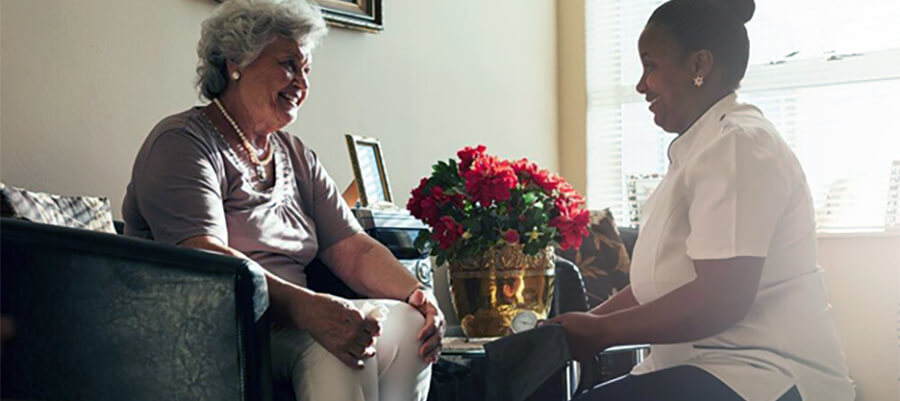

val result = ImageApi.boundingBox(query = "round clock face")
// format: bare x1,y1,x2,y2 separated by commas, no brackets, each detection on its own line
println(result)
511,310,539,334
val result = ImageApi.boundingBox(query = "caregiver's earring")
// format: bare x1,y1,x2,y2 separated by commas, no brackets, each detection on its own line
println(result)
693,75,704,87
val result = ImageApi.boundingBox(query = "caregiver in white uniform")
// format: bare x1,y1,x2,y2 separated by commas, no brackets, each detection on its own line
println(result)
548,0,854,400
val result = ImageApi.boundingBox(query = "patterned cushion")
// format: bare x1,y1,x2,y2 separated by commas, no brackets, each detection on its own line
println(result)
0,183,116,234
556,209,630,308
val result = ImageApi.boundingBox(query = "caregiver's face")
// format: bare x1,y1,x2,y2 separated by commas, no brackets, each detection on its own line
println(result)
635,24,697,134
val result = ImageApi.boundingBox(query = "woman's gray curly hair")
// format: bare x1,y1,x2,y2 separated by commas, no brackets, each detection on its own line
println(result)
196,0,327,100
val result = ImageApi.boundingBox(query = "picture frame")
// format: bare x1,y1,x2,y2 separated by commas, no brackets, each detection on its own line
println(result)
345,134,393,207
315,0,383,33
211,0,383,33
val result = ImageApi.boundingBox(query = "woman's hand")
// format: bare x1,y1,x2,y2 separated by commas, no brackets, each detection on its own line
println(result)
546,312,608,362
296,293,382,369
407,289,445,363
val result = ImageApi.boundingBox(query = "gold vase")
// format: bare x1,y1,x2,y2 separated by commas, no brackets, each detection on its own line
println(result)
448,244,555,337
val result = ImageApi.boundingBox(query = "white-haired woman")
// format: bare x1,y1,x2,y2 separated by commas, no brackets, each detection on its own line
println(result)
122,1,441,400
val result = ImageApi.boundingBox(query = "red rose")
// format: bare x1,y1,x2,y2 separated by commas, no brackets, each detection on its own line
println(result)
451,193,465,208
463,155,518,206
408,179,467,226
503,229,520,244
430,185,447,205
432,216,463,250
550,208,590,250
431,185,455,207
534,171,561,194
407,177,429,221
554,191,585,217
511,158,542,187
418,196,440,225
457,145,487,172
557,182,579,198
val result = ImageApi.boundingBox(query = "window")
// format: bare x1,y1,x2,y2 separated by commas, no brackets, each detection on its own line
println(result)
586,0,900,232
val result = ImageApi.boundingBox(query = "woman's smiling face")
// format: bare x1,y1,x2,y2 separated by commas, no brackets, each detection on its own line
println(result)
233,37,312,133
635,24,698,134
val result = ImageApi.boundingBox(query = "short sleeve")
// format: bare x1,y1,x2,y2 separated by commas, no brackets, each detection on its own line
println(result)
684,128,792,260
132,130,229,245
305,147,363,250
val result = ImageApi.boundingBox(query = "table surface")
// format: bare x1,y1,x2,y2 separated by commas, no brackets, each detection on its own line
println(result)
441,337,496,355
442,336,648,356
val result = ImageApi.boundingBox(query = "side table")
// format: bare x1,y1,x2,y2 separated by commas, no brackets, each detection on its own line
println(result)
428,337,648,401
432,337,576,401
427,337,494,401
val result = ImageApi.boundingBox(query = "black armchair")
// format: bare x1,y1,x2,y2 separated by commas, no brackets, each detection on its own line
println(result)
0,218,271,401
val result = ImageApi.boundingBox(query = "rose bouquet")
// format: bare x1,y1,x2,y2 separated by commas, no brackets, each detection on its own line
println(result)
407,145,590,265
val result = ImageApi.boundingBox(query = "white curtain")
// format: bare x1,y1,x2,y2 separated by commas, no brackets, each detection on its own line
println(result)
586,0,900,232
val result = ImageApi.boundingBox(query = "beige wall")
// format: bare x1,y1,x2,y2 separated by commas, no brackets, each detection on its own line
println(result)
818,233,900,401
0,0,558,217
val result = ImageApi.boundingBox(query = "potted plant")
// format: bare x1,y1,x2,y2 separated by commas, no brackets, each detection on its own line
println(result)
407,145,589,337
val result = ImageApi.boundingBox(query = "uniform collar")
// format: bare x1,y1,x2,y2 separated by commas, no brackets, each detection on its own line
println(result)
667,92,738,167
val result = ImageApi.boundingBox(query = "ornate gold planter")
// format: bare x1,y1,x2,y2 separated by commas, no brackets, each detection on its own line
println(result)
448,244,555,337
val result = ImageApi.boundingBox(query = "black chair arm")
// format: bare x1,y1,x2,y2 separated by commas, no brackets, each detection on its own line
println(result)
550,257,590,316
618,226,638,258
0,218,270,401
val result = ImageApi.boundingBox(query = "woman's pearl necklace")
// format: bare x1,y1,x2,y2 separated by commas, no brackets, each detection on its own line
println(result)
213,98,273,181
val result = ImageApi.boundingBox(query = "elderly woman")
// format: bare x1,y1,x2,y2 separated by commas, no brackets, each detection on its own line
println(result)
122,1,441,400
549,0,853,400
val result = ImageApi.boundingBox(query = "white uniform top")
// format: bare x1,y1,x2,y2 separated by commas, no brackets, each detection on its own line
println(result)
629,93,855,401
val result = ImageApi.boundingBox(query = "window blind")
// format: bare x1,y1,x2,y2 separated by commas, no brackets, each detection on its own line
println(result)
586,0,900,232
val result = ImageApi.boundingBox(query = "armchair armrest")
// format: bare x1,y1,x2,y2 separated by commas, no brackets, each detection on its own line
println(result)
549,257,590,316
0,218,270,401
618,226,638,258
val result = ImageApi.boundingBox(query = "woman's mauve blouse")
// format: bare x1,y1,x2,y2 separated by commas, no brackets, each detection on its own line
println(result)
123,107,362,286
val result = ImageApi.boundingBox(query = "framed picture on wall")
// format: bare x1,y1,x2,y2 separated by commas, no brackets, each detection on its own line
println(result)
345,134,392,207
316,0,383,33
212,0,383,33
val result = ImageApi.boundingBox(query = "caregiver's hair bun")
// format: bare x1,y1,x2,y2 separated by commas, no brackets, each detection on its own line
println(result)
725,0,755,23
647,0,754,90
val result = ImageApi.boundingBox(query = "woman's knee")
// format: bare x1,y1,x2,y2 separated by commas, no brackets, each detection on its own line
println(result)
385,300,426,331
377,301,428,365
376,300,432,399
380,301,425,346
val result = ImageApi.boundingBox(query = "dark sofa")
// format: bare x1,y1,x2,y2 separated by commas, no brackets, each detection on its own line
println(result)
0,218,271,401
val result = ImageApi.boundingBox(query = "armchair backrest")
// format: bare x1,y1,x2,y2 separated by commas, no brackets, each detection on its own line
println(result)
1,218,270,401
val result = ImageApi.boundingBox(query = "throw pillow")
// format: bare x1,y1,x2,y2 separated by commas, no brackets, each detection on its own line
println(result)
556,208,630,308
0,182,116,234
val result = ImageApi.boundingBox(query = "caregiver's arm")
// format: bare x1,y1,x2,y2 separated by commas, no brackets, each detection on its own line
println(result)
550,257,764,360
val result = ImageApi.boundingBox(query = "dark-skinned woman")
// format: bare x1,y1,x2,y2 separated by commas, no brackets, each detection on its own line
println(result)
548,1,853,400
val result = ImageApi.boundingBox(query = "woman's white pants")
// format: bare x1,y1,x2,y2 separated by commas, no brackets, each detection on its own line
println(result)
271,299,432,401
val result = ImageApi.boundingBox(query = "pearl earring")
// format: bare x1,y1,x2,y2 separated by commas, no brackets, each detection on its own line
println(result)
693,75,704,87
231,71,241,81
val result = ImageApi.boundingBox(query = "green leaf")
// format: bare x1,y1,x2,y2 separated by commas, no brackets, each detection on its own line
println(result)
522,191,537,205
